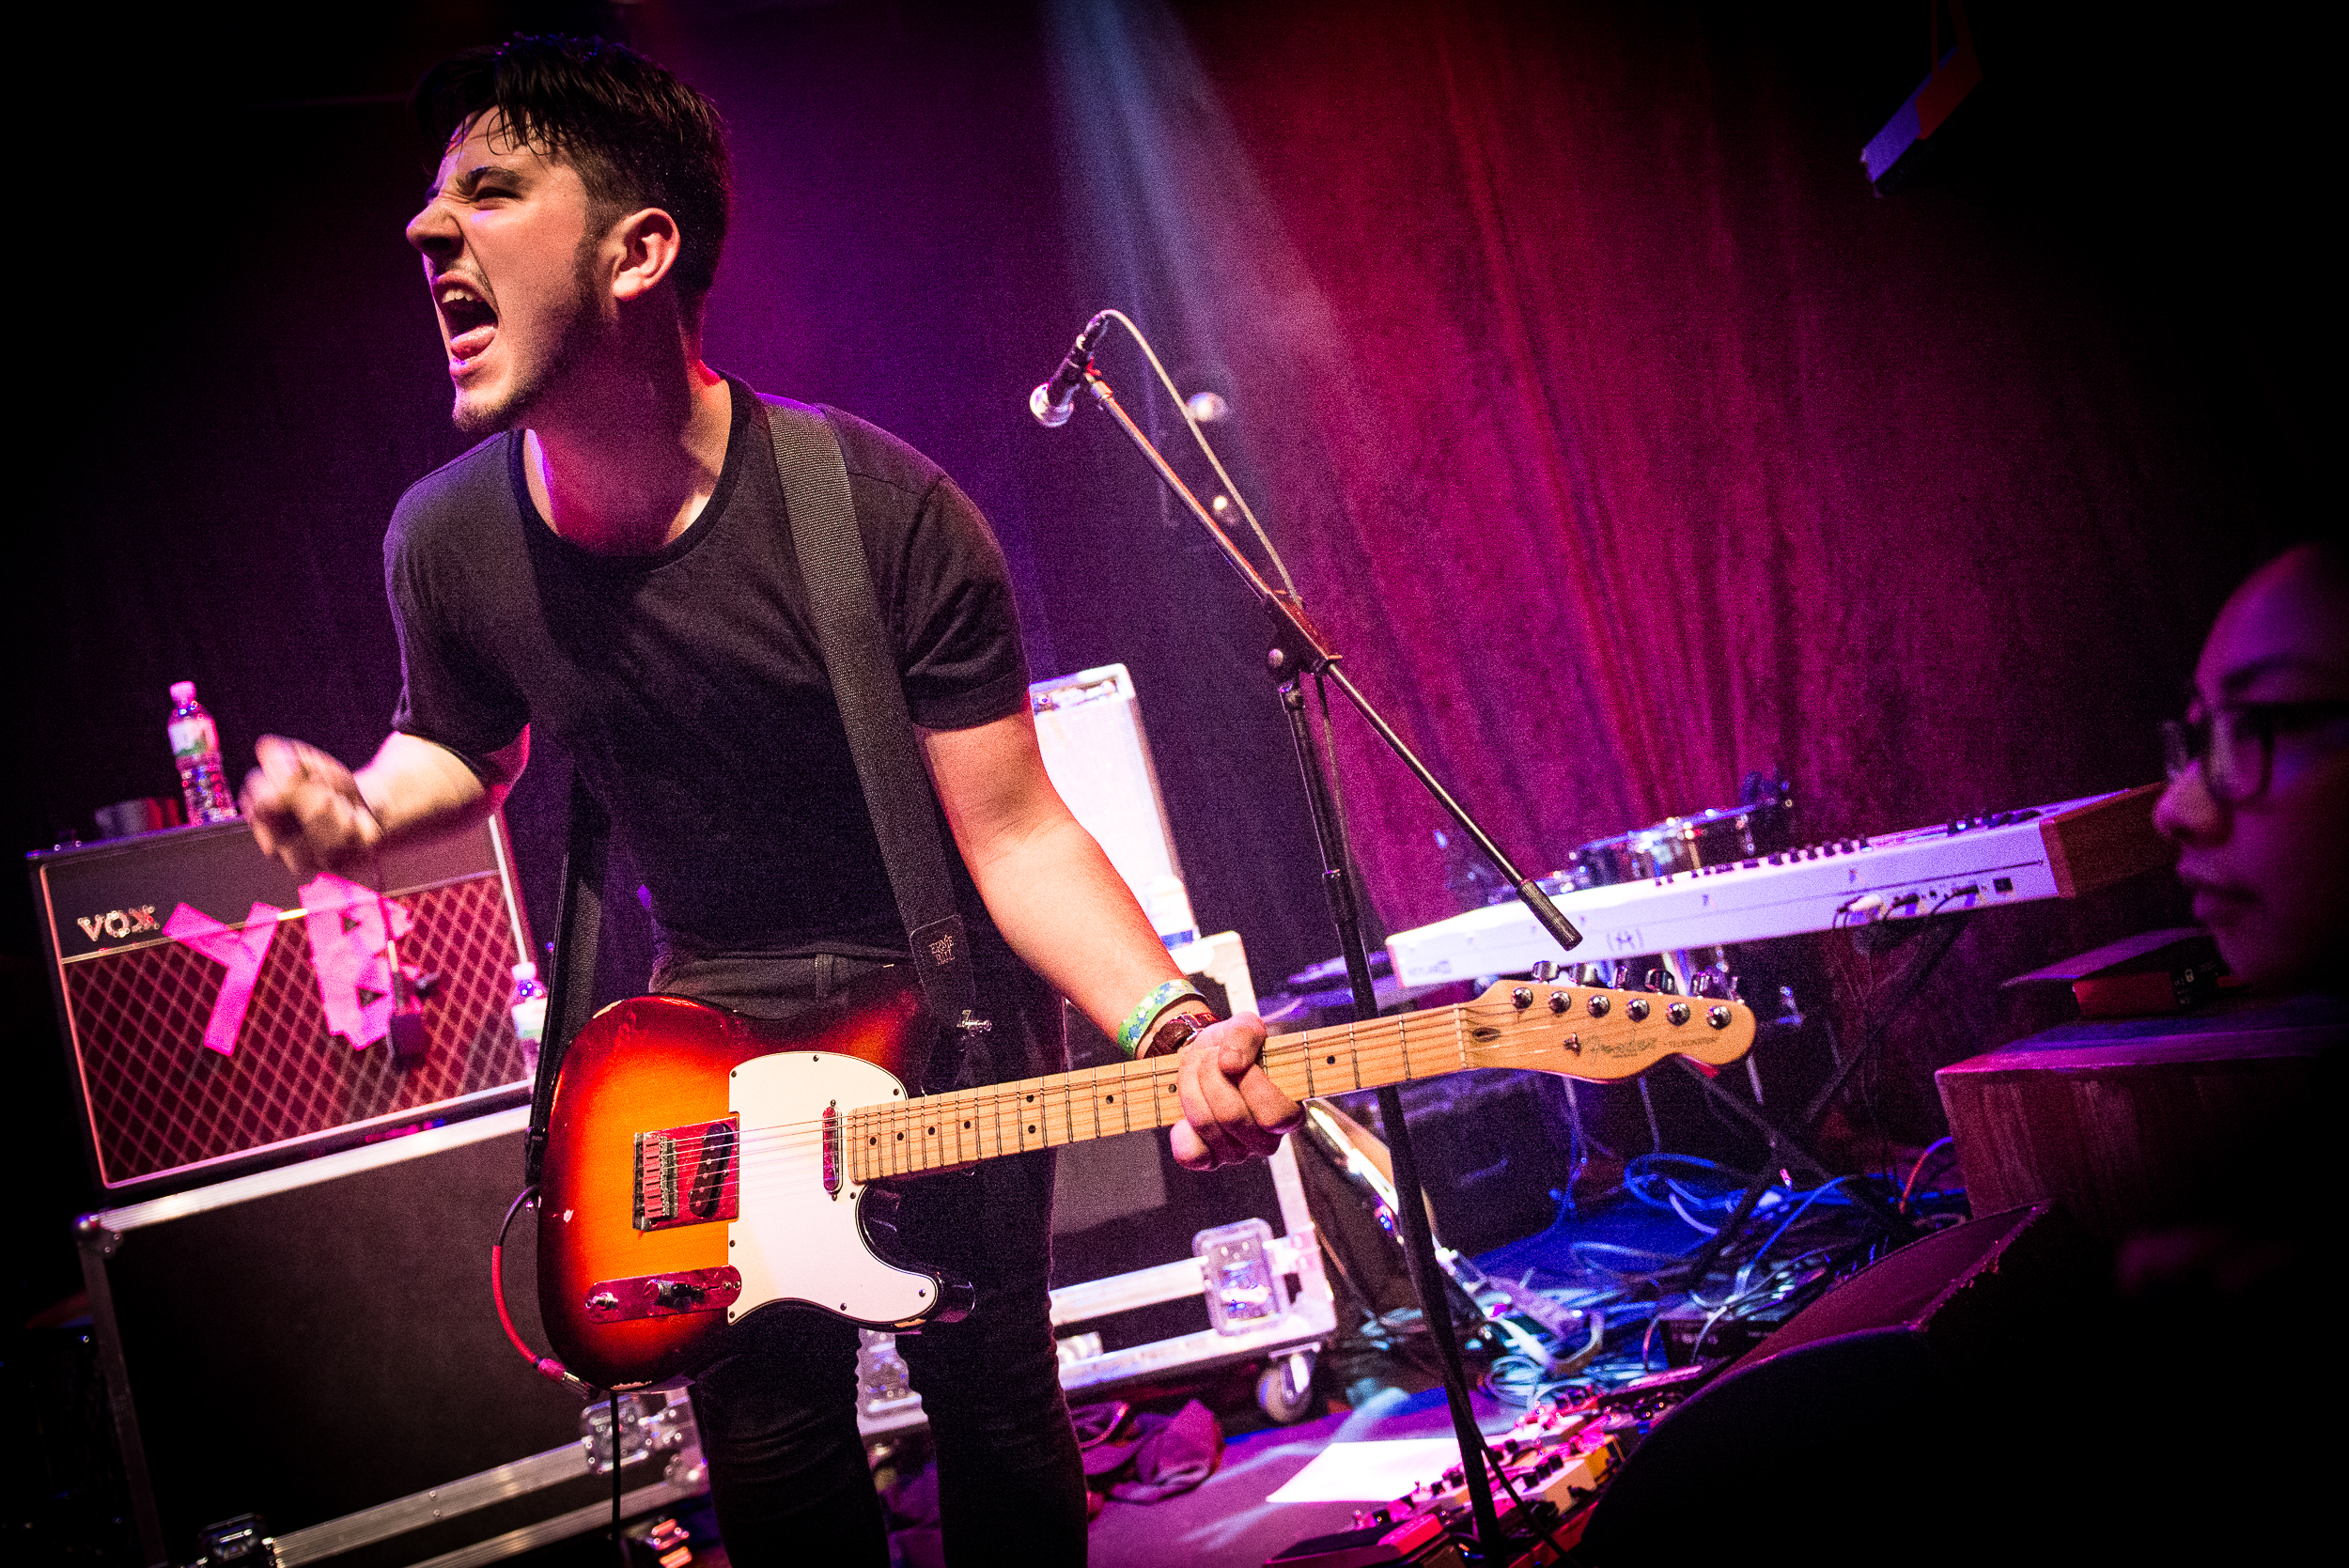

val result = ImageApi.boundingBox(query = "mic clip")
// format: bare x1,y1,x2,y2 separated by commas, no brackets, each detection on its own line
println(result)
1029,313,1112,428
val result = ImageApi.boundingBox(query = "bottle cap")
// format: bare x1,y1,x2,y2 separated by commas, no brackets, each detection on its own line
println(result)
169,681,196,704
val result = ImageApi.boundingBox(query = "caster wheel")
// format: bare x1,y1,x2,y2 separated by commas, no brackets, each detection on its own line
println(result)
1256,1352,1317,1423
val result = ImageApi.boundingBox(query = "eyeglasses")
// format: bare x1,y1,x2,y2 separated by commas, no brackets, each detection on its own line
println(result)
2162,700,2349,805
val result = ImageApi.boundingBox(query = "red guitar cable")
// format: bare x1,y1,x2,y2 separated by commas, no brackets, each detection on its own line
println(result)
494,1188,629,1559
493,1186,576,1384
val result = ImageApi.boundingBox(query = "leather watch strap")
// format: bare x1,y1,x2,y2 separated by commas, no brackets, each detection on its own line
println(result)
1143,1007,1220,1058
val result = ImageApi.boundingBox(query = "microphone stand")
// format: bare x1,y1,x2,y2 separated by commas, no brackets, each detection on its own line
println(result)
1080,366,1582,1561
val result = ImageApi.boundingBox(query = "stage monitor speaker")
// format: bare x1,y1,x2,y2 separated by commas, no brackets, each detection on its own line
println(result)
80,1109,706,1568
30,815,536,1196
1579,1204,2095,1561
1029,662,1186,915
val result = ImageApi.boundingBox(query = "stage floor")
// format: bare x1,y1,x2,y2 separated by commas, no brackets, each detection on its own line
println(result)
1087,1383,1523,1568
515,1381,1533,1568
1083,1190,1695,1566
514,1190,1703,1568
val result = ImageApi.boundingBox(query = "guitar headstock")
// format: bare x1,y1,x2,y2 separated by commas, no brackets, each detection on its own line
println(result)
1459,980,1756,1080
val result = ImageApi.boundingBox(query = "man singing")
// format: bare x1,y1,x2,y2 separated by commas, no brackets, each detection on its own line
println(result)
241,34,1300,1562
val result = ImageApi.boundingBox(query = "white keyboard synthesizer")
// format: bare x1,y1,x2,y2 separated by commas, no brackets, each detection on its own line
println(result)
1389,784,2168,986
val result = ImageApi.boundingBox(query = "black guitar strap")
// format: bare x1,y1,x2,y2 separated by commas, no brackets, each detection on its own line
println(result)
762,396,980,1092
523,770,607,1188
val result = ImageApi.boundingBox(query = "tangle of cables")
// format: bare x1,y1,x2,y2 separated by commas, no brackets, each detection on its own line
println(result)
1402,1151,1970,1412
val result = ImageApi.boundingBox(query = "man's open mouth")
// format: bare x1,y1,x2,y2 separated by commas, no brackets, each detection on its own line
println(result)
439,287,498,360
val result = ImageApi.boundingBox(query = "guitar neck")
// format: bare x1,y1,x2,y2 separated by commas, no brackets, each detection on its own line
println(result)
842,1009,1461,1184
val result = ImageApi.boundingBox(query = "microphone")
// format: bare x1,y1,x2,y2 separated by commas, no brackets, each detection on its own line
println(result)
1029,313,1110,427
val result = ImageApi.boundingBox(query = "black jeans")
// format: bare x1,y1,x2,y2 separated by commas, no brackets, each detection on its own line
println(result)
652,946,1087,1566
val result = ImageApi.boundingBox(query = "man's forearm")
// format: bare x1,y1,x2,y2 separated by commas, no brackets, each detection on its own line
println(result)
963,813,1190,1043
923,711,1295,1165
352,729,520,846
920,710,1206,1050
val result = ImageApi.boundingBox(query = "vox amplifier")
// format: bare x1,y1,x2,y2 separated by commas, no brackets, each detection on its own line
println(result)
30,815,537,1196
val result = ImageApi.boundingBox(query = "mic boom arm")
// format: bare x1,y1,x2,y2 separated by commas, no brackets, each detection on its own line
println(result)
1066,351,1583,956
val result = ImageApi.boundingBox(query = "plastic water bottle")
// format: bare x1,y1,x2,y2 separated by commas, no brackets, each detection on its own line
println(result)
856,1329,915,1414
167,681,238,823
511,962,548,1076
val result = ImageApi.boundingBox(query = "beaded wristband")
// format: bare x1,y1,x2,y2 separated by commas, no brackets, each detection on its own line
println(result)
1116,980,1208,1059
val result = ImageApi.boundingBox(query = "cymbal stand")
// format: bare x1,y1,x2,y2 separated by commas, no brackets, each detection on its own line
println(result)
1080,364,1584,1561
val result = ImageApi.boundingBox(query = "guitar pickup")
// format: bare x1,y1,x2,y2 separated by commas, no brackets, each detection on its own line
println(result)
583,1266,742,1323
633,1116,740,1232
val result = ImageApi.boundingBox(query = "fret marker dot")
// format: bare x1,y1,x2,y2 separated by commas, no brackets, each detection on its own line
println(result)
1326,1054,1336,1064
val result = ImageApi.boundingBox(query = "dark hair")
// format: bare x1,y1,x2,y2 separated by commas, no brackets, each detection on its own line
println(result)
414,35,732,303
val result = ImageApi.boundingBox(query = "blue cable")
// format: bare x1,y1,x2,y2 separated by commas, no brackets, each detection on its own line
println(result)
1624,1154,1749,1215
1743,1175,1853,1274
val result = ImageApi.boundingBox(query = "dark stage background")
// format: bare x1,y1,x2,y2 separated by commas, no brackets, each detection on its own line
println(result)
7,0,2318,1332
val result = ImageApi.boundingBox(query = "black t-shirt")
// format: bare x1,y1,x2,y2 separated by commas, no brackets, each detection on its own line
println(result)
385,380,1031,957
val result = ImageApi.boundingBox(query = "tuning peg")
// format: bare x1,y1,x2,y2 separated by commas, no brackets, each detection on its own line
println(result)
1531,961,1558,982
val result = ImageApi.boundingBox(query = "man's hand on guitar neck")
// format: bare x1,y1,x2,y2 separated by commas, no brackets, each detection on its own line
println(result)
916,710,1303,1169
1162,1014,1303,1171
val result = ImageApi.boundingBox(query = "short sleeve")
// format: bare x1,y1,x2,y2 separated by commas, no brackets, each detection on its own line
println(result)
890,473,1034,730
384,466,531,772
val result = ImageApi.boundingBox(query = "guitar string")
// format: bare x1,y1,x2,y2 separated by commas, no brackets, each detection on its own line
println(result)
614,1006,1476,1160
637,1045,1408,1179
614,995,1745,1173
621,994,1741,1164
657,1042,1755,1202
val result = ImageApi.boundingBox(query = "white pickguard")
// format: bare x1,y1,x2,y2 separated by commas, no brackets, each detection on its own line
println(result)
728,1050,941,1327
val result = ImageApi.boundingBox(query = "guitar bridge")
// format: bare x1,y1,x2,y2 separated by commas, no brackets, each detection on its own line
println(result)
633,1116,741,1232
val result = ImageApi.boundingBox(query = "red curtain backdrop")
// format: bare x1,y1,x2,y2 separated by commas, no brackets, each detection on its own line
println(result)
1040,0,2312,1104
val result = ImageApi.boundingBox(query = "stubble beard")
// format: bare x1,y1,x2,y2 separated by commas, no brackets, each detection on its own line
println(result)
450,241,606,438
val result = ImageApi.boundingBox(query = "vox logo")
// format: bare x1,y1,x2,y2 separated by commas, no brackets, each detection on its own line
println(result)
77,907,160,943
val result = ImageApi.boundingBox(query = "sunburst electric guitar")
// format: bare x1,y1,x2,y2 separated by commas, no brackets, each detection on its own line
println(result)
536,966,1755,1389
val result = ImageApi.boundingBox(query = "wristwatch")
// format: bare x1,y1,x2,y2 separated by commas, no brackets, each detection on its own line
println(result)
1143,1007,1220,1058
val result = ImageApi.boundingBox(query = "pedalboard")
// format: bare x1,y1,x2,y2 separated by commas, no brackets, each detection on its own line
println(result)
1264,1404,1633,1568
